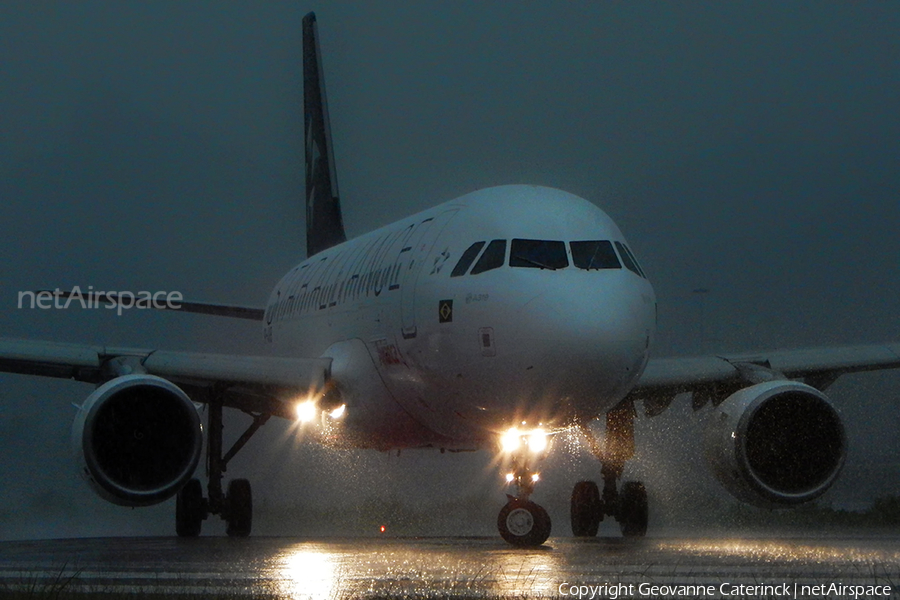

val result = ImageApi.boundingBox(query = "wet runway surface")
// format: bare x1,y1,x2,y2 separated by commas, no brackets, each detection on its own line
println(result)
0,535,898,598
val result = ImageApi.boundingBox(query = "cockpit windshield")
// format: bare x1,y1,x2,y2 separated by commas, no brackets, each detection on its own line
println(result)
509,239,568,270
570,240,621,270
450,238,646,278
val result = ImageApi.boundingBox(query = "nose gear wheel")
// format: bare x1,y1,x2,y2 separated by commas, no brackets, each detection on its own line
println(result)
498,498,551,546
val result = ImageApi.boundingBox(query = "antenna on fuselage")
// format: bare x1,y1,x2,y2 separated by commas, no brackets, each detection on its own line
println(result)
303,12,347,257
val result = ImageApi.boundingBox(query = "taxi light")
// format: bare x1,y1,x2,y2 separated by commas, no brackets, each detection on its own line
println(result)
505,473,515,483
329,404,346,419
501,427,522,452
295,399,317,423
531,473,540,483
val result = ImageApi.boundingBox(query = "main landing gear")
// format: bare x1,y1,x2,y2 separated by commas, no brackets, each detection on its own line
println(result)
176,386,268,537
497,428,552,546
570,402,648,538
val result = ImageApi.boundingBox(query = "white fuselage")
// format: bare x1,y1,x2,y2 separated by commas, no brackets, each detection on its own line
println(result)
264,185,656,449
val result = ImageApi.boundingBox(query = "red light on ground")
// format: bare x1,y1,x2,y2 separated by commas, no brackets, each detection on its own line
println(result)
380,525,386,533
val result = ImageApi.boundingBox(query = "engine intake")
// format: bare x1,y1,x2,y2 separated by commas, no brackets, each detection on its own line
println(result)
72,374,203,507
704,380,845,507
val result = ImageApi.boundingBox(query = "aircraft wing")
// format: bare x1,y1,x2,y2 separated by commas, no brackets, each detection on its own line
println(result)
628,342,900,416
0,337,330,419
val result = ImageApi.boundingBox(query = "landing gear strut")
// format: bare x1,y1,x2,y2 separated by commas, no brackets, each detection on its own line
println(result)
176,386,268,537
497,431,552,546
571,402,648,538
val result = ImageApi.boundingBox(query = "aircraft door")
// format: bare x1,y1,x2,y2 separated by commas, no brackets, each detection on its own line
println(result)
400,210,457,338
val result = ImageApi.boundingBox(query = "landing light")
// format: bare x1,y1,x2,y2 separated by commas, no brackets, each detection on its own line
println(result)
500,426,550,454
531,473,540,483
528,429,548,453
501,428,522,453
295,400,317,423
505,473,515,483
329,404,346,419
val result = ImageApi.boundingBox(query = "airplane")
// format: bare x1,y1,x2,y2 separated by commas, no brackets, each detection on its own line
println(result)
2,12,899,546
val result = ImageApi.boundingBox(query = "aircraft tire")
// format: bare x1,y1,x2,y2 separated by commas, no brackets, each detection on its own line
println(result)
175,478,204,537
570,480,602,537
497,498,551,546
225,479,253,537
618,481,648,538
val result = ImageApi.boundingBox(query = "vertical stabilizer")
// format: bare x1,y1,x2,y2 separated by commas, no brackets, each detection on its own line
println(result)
303,12,347,257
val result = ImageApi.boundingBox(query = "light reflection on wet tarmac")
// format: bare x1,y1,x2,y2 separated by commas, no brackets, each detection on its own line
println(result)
259,539,568,598
0,536,897,598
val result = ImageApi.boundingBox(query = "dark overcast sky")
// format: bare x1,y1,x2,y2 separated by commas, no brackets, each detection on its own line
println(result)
1,1,898,539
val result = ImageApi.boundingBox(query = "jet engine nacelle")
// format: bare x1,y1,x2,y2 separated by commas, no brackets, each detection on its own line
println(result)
72,374,203,507
704,380,846,507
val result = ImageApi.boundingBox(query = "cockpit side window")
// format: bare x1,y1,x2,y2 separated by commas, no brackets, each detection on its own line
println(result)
624,244,646,278
615,241,646,278
451,241,486,277
570,240,621,270
470,239,507,275
510,239,568,270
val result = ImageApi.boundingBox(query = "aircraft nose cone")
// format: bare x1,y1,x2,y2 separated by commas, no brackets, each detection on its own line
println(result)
513,275,654,416
525,278,651,346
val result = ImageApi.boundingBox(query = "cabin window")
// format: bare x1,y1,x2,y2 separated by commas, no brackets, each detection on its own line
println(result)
471,239,507,275
509,239,568,270
451,241,486,277
570,240,621,270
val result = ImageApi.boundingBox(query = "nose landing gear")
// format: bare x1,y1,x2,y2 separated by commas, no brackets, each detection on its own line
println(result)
497,429,552,546
570,402,648,538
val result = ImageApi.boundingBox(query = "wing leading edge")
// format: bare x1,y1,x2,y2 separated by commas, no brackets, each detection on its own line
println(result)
628,342,900,416
0,337,329,419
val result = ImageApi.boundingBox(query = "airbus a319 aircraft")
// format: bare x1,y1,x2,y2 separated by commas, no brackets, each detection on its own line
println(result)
3,13,899,546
